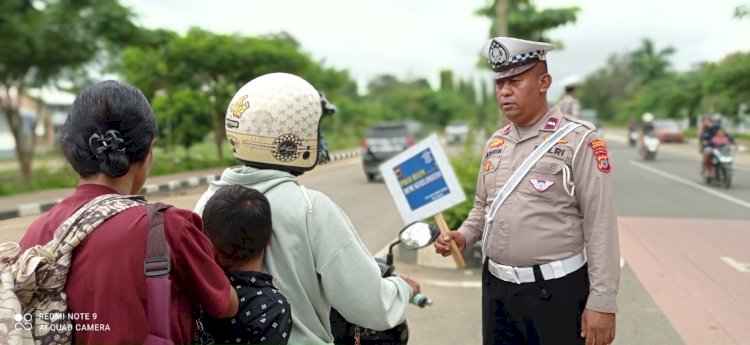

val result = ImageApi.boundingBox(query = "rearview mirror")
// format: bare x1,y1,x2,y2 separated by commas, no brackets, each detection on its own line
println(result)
399,222,440,250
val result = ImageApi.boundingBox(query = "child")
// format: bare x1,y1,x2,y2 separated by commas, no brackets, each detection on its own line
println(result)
201,185,291,344
711,128,732,147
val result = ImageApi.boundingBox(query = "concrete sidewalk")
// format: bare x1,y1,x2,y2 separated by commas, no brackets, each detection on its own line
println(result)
0,149,360,221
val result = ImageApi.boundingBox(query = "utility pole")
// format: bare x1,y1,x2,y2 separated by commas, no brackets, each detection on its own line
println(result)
496,0,508,37
495,0,509,129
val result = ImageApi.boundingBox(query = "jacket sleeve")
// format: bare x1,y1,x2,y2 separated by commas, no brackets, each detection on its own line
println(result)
572,131,620,313
306,191,413,331
457,157,489,248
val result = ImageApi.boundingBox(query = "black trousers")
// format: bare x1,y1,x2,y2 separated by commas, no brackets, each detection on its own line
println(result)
482,259,589,345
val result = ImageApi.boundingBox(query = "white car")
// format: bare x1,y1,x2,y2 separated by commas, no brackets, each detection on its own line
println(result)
445,121,470,144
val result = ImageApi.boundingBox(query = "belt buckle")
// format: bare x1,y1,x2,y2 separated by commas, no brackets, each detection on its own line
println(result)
501,266,520,284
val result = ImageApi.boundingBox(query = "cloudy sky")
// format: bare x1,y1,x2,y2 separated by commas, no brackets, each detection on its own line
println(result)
120,0,750,99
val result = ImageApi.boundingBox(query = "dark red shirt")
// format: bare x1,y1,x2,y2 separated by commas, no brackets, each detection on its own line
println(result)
20,184,231,344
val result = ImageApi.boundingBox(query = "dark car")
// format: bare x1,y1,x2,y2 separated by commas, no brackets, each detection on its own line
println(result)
361,121,424,182
653,119,684,143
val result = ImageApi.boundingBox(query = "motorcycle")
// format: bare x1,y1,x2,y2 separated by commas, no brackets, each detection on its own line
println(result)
319,136,331,164
628,127,639,147
640,133,660,161
330,221,439,345
705,145,734,189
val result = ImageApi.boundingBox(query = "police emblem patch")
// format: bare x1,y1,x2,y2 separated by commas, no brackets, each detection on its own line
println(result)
544,117,559,130
488,40,510,68
529,178,555,192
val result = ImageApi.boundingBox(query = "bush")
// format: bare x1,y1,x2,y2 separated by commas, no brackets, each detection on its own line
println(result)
440,148,482,230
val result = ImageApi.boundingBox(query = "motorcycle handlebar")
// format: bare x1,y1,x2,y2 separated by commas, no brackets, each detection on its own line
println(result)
411,293,432,308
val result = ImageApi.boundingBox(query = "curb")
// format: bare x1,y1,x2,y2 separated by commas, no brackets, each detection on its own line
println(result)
0,149,360,221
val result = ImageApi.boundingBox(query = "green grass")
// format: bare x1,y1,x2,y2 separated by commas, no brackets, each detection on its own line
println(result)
0,140,238,196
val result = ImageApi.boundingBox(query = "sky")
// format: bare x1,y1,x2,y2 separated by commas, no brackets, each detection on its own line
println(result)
119,0,750,100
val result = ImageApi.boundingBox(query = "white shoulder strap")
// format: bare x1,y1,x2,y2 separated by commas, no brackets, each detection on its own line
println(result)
481,122,580,257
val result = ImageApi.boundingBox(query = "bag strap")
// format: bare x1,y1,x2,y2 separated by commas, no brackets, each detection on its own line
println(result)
481,122,580,257
144,202,173,342
145,202,171,277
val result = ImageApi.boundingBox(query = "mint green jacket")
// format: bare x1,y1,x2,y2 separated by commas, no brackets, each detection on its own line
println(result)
195,166,413,344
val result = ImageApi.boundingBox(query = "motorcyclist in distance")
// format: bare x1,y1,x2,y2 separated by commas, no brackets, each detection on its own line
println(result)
701,115,734,177
639,112,655,143
194,73,420,344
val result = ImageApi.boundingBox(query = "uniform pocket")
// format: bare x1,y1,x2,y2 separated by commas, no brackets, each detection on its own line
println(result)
525,160,563,193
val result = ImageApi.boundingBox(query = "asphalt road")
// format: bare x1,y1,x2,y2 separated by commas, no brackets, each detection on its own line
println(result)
1,134,749,344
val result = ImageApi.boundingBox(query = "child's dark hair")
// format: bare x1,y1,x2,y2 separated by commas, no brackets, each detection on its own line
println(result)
60,80,158,178
203,185,273,262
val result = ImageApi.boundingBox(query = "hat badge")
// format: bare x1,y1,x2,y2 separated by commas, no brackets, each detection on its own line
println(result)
488,40,509,67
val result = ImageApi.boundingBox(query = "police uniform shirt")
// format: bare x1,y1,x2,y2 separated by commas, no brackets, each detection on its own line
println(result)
206,271,292,344
457,107,620,313
557,94,581,118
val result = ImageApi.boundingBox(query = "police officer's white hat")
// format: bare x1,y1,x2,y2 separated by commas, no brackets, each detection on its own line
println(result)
481,37,555,80
561,74,582,89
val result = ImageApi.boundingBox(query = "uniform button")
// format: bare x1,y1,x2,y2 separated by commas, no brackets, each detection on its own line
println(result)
550,166,556,172
510,167,515,172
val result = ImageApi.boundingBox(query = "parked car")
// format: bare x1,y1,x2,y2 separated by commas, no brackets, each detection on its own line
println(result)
445,120,469,144
361,121,424,182
653,119,684,143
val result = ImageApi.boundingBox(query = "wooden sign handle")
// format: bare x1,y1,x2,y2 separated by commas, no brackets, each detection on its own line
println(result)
434,213,465,268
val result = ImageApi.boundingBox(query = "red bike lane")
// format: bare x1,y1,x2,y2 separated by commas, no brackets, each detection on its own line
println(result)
619,217,750,345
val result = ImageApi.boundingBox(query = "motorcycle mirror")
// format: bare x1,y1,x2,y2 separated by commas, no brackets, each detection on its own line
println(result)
399,222,440,250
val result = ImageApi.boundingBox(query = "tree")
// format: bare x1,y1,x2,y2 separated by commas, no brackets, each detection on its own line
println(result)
151,89,212,158
629,38,675,83
701,52,750,121
578,53,637,122
0,0,138,185
439,70,455,92
735,4,750,19
475,0,580,43
118,28,356,159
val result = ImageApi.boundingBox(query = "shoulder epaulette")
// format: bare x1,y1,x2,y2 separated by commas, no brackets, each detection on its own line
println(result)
563,115,596,130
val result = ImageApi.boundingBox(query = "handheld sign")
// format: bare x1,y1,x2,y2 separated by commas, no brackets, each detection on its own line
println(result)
380,134,466,267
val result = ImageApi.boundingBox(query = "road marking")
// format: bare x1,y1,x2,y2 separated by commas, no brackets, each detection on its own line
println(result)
720,256,750,273
630,159,750,210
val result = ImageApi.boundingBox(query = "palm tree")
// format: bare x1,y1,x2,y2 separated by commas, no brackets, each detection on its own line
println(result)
629,38,676,83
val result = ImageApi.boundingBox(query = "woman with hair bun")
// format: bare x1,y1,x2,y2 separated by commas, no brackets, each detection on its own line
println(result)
19,80,238,344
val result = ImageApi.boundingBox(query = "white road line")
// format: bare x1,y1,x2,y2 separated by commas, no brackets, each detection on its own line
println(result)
720,256,750,273
629,159,750,210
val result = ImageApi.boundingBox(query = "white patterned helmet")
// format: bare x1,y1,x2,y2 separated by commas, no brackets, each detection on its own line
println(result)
225,73,323,173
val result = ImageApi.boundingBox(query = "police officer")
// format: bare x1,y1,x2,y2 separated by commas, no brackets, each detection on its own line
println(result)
557,75,582,118
435,37,619,345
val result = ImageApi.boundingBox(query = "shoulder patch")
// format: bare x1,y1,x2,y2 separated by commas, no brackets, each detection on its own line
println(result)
588,139,611,173
543,117,559,130
488,137,505,148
